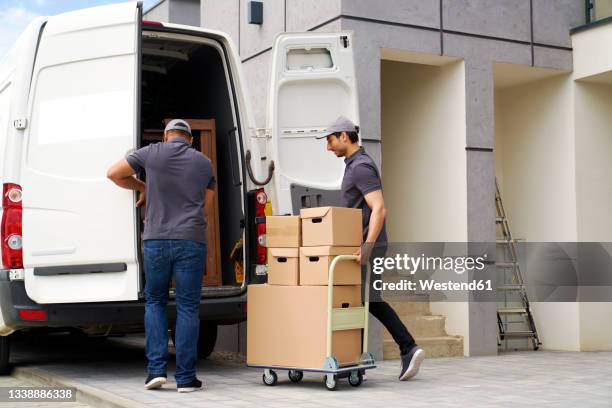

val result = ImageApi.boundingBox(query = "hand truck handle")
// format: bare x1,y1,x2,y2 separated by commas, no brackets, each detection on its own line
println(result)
326,254,364,358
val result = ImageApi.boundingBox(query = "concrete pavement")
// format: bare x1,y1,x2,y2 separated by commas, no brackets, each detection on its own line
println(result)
4,332,612,408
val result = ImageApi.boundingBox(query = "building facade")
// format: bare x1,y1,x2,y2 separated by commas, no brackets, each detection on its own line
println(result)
146,0,612,358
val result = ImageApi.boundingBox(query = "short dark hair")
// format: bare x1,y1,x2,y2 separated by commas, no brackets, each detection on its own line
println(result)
333,131,359,144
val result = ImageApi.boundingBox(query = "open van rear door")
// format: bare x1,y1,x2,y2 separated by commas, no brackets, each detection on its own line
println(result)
21,2,141,303
267,32,360,215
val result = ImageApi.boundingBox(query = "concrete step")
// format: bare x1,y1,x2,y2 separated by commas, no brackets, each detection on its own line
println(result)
383,336,464,359
384,300,431,316
383,315,447,338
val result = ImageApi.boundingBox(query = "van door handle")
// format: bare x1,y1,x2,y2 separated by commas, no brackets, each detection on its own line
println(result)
246,150,274,186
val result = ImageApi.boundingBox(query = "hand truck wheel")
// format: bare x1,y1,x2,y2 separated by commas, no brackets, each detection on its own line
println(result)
348,370,363,387
324,374,337,391
262,369,277,386
288,370,303,383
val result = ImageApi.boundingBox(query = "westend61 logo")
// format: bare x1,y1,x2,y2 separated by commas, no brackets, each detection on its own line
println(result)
372,253,488,275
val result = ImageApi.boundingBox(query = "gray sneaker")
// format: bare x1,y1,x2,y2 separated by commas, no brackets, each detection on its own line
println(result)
399,346,425,381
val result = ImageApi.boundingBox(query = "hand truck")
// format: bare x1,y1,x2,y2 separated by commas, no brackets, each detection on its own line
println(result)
249,254,376,391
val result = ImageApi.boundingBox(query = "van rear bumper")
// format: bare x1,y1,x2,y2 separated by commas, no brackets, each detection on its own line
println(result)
0,275,246,330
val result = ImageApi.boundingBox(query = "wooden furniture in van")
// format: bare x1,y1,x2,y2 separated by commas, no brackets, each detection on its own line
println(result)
142,119,222,287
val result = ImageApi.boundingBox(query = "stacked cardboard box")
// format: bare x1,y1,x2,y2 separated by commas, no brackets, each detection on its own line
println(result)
247,207,363,369
299,207,362,285
265,215,300,285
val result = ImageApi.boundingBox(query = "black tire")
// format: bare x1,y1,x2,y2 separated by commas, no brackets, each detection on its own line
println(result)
288,370,303,383
0,335,10,375
197,322,217,359
348,370,363,387
262,370,277,386
170,322,218,359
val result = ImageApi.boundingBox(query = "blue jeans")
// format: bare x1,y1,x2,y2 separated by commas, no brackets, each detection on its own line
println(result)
144,239,206,385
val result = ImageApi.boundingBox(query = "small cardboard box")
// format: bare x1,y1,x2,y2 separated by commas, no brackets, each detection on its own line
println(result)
267,248,299,285
266,216,301,247
247,284,362,368
300,207,362,247
300,246,361,286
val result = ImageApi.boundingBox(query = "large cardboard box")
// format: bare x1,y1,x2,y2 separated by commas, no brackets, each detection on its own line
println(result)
300,207,362,247
267,248,299,285
266,216,301,248
299,246,361,286
247,284,362,369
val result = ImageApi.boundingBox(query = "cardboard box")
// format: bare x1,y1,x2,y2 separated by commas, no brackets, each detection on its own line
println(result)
299,246,361,286
300,207,362,247
247,284,362,369
266,216,301,247
267,248,299,285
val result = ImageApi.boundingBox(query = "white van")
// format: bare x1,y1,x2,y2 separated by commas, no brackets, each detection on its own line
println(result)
0,1,359,373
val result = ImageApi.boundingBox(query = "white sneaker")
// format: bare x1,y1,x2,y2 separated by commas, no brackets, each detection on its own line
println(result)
145,375,167,390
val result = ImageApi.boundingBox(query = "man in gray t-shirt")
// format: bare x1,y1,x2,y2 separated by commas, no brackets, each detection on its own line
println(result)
319,116,424,382
107,119,214,392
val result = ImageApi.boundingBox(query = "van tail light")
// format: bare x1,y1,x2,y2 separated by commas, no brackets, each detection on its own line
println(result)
142,20,164,27
18,309,47,321
1,183,23,269
255,188,267,264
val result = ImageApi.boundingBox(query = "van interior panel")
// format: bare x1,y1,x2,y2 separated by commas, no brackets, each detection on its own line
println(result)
140,34,244,293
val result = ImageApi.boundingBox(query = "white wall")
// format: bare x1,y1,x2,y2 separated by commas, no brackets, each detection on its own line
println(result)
575,81,612,241
381,59,470,354
572,23,612,81
494,71,581,351
494,74,577,243
381,60,467,242
574,80,612,350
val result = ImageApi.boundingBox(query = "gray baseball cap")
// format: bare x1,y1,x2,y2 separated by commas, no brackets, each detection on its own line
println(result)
316,115,359,139
164,119,192,137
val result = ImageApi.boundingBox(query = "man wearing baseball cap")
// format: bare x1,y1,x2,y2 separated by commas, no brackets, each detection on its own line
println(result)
318,115,425,381
107,119,215,392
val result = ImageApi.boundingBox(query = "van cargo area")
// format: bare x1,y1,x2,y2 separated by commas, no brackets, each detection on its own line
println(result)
139,30,245,296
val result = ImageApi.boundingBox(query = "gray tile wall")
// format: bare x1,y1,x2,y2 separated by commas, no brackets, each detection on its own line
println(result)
443,0,531,42
169,0,201,26
533,0,585,47
342,0,440,28
239,0,284,58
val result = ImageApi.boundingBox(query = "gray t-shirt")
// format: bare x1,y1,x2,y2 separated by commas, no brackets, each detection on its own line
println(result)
126,138,216,243
341,147,388,244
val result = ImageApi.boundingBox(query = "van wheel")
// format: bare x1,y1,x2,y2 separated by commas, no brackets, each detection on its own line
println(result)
0,335,11,375
197,322,217,359
170,322,217,359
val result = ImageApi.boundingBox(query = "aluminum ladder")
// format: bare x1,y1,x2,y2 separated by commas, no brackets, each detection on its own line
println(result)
495,178,541,350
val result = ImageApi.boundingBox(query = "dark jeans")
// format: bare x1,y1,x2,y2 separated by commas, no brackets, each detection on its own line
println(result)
363,244,416,355
144,239,206,385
